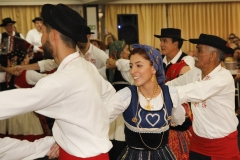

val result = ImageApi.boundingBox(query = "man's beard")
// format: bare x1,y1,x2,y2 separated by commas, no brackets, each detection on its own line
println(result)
77,42,87,50
42,39,53,59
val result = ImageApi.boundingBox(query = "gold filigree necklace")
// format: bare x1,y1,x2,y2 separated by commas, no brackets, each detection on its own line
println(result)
131,86,171,150
138,85,160,110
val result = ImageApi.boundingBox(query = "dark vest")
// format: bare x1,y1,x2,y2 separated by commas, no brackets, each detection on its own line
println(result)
163,52,192,131
106,69,130,91
163,52,187,73
123,84,173,150
0,32,21,91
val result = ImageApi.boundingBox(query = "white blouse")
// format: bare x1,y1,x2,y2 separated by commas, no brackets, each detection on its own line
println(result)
106,86,185,126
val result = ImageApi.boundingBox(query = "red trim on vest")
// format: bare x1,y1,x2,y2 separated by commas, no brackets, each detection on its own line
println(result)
59,147,109,160
165,60,187,82
190,128,240,159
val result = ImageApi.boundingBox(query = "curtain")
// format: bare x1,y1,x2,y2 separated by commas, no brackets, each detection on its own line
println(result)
105,2,240,52
168,2,240,52
0,6,42,37
105,4,167,49
0,5,83,38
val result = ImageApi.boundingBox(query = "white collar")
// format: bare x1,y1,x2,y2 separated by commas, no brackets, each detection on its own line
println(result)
163,49,182,66
57,52,79,71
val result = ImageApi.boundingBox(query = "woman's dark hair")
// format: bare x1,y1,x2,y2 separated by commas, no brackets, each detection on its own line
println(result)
234,47,240,52
130,48,153,65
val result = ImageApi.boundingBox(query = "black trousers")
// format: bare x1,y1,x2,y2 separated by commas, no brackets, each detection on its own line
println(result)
189,151,211,160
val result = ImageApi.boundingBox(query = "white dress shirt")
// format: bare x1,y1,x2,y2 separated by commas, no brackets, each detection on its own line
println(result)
163,50,195,69
166,64,238,138
0,70,46,85
0,52,116,158
38,44,109,79
0,136,55,160
106,86,185,126
26,28,42,53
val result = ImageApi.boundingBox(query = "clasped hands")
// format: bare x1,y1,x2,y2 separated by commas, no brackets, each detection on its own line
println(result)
106,58,117,69
1,65,24,76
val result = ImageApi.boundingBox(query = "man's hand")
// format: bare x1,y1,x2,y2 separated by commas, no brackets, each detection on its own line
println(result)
106,58,117,69
12,65,24,76
47,143,59,159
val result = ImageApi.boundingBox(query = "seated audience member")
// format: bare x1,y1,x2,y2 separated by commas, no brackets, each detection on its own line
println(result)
233,37,239,48
104,32,117,55
227,33,236,49
233,47,240,67
166,33,239,160
90,38,107,51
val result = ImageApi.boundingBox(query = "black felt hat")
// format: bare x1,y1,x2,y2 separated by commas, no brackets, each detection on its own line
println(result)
41,3,87,43
189,33,234,54
0,17,16,27
85,26,95,35
32,17,43,23
154,28,186,41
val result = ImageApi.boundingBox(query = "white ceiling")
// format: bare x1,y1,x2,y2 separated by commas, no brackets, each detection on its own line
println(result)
0,0,239,5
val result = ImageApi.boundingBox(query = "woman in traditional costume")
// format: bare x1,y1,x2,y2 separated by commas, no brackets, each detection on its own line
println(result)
106,44,185,159
0,49,48,141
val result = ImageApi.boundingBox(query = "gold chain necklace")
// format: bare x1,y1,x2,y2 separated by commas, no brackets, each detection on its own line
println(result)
131,86,172,150
138,85,159,110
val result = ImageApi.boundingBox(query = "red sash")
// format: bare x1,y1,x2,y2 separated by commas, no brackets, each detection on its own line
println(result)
59,147,109,160
190,128,240,160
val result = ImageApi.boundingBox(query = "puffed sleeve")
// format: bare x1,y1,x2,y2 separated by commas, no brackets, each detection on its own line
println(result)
106,87,132,122
38,59,58,73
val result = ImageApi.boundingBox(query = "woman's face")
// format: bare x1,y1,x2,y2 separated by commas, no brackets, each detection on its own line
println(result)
120,45,130,59
229,34,235,43
23,54,30,65
107,37,113,45
130,54,155,87
233,49,240,61
91,41,100,48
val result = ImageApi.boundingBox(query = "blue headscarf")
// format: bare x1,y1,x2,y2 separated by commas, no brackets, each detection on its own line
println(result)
132,44,165,85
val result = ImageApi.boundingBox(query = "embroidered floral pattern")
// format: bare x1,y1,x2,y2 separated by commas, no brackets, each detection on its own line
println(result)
194,74,211,108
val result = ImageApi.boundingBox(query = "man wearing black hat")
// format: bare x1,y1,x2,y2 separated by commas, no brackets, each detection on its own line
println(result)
0,18,25,91
0,3,115,160
167,34,239,160
15,25,109,79
154,28,194,73
77,26,109,77
26,17,44,63
154,28,195,160
0,17,24,46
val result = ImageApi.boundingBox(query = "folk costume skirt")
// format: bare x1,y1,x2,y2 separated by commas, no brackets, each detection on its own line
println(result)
0,112,45,142
117,145,176,160
168,129,191,160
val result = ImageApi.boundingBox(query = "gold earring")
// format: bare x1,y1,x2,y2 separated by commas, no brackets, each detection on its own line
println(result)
151,74,155,82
